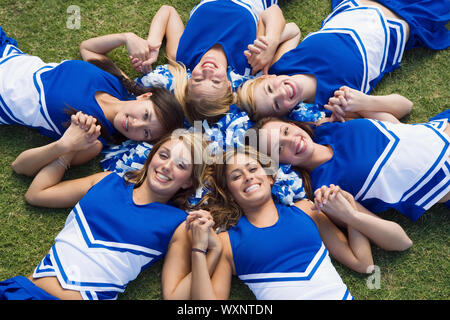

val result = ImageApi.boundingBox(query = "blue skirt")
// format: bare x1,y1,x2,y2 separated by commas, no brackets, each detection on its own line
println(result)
331,0,450,50
0,276,59,300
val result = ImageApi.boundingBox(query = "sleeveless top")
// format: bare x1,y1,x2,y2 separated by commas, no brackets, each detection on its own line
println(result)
228,204,352,300
310,117,450,221
33,173,187,300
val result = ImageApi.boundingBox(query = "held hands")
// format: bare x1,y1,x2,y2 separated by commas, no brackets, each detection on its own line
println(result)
324,86,370,122
312,184,357,225
186,210,220,253
244,35,277,75
59,111,101,153
126,33,161,74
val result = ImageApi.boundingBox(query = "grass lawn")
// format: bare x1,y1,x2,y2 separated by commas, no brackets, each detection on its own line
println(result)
0,0,449,300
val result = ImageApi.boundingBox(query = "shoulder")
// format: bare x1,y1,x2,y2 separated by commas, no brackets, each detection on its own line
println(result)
293,199,320,222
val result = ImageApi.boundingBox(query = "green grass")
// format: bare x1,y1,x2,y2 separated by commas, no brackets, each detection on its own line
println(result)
0,1,449,300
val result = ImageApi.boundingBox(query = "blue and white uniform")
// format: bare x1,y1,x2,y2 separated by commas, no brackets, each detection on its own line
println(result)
228,204,352,300
310,116,450,221
269,0,449,107
31,173,186,300
0,27,133,143
176,0,277,77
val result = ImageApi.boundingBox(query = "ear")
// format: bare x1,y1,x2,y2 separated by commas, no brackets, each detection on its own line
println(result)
137,92,153,100
269,175,275,186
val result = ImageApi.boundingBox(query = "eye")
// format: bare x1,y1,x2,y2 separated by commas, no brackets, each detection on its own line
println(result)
279,145,284,154
267,84,273,93
193,78,202,83
249,166,257,173
212,80,221,84
231,174,241,181
283,127,288,136
144,110,149,120
274,101,280,111
159,151,168,159
144,129,150,139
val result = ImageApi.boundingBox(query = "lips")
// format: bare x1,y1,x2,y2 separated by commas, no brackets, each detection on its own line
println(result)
244,183,260,193
202,60,218,69
295,138,306,155
122,115,129,131
284,81,295,99
155,170,171,183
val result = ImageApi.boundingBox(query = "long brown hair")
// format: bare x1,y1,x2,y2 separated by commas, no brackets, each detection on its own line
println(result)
78,58,185,143
202,146,277,230
253,117,315,200
124,129,210,210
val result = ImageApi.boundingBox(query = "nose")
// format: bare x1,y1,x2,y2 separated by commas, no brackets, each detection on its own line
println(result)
202,67,215,79
243,170,254,183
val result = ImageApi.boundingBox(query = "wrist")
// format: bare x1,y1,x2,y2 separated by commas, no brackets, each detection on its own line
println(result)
192,247,207,255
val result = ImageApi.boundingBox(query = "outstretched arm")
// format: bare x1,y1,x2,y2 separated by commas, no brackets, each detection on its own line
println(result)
314,185,413,252
161,210,222,300
23,115,109,208
11,112,102,177
324,86,413,123
296,197,374,274
245,5,288,75
138,5,184,74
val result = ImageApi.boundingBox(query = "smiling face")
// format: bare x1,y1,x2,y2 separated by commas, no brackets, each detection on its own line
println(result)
225,153,274,210
145,138,194,199
188,45,232,100
113,94,165,142
260,120,315,167
253,75,304,118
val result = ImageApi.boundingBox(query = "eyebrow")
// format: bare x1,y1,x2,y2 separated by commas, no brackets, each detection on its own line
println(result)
229,161,258,174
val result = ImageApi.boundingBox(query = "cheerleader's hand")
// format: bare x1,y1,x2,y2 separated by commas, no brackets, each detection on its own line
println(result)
244,35,276,75
187,210,215,252
313,184,357,225
59,112,101,152
125,33,151,72
140,41,162,74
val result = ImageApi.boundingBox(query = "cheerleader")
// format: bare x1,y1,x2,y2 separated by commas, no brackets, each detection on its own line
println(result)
237,0,449,122
186,147,411,300
255,109,450,222
0,27,184,167
0,119,214,300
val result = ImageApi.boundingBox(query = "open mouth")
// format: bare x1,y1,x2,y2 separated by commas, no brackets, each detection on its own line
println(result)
155,170,171,183
244,183,260,193
202,60,218,69
295,138,306,155
122,115,129,131
284,81,296,99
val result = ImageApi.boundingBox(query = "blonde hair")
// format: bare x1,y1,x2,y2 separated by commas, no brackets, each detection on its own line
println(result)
236,77,265,121
124,129,211,210
202,146,277,229
167,58,235,125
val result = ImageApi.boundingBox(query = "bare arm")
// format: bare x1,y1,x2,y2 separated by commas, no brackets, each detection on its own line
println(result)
325,86,413,123
314,185,413,252
245,5,286,75
296,199,374,274
162,211,222,300
191,232,234,300
12,113,101,176
140,5,184,73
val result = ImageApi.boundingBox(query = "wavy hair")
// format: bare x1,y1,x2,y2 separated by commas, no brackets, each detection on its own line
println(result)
124,129,211,210
202,145,277,229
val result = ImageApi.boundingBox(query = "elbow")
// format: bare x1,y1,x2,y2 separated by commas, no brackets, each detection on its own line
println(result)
24,190,38,206
394,237,413,252
11,160,32,177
